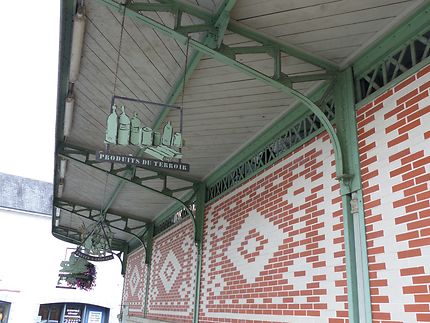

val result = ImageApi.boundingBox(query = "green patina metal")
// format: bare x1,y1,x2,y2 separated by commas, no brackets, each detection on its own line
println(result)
54,198,147,248
124,0,337,72
192,183,206,323
100,0,346,184
142,223,154,316
206,85,335,202
342,193,359,323
355,189,372,323
334,68,372,323
354,3,430,101
356,55,430,109
58,143,195,217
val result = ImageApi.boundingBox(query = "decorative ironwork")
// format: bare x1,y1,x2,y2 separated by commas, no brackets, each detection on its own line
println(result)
58,142,197,199
154,202,196,236
355,28,430,101
76,220,115,261
206,99,336,202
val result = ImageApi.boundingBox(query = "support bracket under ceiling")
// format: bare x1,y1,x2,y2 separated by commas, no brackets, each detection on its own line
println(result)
57,142,197,219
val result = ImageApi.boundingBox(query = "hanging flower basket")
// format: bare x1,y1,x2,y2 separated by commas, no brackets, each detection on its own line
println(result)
58,253,97,291
64,262,97,291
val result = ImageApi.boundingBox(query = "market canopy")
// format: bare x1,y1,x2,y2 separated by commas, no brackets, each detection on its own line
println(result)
53,0,428,253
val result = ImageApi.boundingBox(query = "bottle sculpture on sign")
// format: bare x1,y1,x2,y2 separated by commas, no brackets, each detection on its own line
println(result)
117,106,130,145
104,106,183,161
130,112,141,146
105,105,118,144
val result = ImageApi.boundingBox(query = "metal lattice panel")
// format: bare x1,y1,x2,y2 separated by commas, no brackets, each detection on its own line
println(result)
355,27,430,101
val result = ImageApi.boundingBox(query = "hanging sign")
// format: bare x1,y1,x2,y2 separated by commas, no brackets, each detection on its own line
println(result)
74,249,114,262
105,105,186,162
96,151,190,172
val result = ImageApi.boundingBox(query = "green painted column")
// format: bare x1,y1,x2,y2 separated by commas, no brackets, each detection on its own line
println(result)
193,183,206,323
143,223,154,317
334,68,372,323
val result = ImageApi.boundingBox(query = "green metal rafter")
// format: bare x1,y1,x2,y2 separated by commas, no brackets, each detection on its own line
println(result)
58,142,196,218
54,198,148,247
99,0,347,183
136,0,337,72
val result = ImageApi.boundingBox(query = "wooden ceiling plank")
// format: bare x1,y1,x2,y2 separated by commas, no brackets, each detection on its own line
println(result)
233,0,413,27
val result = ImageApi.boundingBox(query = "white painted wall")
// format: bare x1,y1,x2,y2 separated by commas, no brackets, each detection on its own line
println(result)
0,208,124,323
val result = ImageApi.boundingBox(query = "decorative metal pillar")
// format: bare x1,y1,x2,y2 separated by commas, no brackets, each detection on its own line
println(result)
143,223,154,317
334,68,372,323
193,183,206,323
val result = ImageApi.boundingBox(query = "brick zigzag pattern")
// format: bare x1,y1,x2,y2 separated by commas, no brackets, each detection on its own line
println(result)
199,133,348,323
358,64,430,323
122,246,147,317
147,218,197,322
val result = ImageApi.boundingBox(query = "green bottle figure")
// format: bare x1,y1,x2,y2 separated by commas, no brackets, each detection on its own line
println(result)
118,106,130,145
130,112,141,146
105,105,118,144
162,121,173,146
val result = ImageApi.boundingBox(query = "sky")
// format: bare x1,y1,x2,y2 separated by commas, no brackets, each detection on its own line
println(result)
0,1,60,183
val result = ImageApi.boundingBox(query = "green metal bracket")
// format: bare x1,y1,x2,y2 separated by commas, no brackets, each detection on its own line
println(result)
127,3,175,13
206,96,336,201
53,225,83,246
57,142,196,219
99,0,346,182
213,0,237,48
54,198,148,248
146,0,338,72
334,69,362,194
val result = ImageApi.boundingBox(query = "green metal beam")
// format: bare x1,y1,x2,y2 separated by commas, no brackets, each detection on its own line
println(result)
54,198,148,246
353,2,430,77
150,0,338,72
227,21,337,73
58,143,195,220
127,3,174,12
99,0,346,182
156,0,212,22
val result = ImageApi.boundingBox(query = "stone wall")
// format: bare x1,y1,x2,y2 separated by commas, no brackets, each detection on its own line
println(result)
0,172,52,214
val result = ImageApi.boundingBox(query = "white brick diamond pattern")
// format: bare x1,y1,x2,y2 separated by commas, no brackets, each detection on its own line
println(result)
129,265,141,296
159,250,180,292
227,210,284,283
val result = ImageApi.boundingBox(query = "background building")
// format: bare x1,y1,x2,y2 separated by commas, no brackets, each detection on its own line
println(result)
0,173,124,323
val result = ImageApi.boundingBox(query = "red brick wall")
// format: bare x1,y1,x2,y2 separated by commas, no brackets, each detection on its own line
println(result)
147,218,197,322
199,133,348,323
357,64,430,323
123,246,147,317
